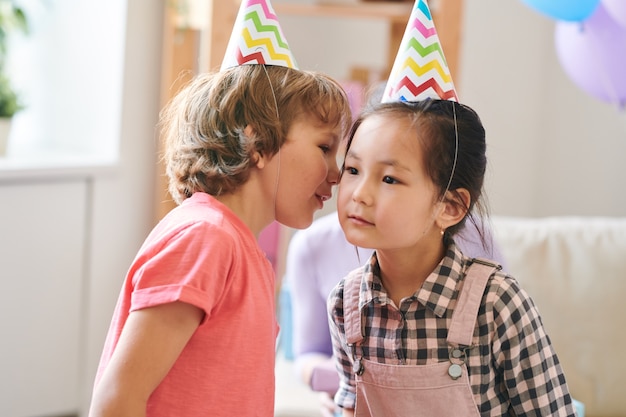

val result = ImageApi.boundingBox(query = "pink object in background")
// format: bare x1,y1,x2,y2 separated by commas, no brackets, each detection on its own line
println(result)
259,221,281,272
341,80,365,121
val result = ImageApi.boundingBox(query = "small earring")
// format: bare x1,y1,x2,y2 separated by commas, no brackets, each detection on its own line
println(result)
440,228,445,236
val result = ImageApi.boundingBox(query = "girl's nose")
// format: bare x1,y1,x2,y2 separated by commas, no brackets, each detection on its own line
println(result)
351,178,373,206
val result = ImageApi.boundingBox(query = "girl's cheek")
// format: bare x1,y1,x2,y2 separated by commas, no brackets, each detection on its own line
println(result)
338,185,350,201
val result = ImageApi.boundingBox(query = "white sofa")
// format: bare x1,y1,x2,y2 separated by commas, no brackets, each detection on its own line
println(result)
491,216,626,417
275,216,626,417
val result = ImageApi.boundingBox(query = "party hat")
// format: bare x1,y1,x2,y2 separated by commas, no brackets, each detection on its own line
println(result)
221,0,298,71
382,0,458,103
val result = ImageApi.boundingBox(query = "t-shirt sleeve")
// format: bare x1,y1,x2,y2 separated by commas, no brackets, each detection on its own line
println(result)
129,221,234,319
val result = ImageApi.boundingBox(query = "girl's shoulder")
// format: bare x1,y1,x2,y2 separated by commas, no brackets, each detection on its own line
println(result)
344,265,366,282
332,265,364,292
482,269,541,319
485,269,523,295
328,265,367,306
463,257,518,295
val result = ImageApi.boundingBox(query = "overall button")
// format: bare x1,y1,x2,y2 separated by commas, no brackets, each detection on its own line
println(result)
448,363,463,379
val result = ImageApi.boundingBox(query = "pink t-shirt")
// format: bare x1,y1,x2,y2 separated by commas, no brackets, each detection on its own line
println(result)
95,192,277,417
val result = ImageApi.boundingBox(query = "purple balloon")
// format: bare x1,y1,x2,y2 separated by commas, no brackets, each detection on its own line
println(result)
603,0,626,28
555,4,626,107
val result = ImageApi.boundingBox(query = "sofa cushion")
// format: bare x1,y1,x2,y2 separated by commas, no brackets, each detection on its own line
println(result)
492,216,626,417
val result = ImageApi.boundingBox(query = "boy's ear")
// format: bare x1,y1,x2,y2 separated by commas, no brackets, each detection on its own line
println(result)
438,188,470,229
252,150,265,169
244,125,265,169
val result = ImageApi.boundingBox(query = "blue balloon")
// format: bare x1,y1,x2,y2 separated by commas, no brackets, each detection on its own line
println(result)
521,0,601,21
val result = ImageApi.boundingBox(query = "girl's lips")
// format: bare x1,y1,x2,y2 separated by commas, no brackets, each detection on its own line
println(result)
348,215,373,226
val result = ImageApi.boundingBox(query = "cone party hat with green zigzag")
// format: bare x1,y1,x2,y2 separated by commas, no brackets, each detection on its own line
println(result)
221,0,298,70
382,0,458,102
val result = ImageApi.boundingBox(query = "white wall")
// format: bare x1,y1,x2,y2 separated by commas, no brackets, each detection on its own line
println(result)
460,0,626,217
0,1,163,416
79,1,164,415
281,14,389,80
281,0,626,218
0,181,87,417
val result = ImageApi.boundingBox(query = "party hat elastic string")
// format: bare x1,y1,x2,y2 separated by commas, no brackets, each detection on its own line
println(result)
259,64,282,219
442,102,459,199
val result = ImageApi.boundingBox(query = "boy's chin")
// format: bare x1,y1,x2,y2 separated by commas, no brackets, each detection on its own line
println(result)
278,215,315,230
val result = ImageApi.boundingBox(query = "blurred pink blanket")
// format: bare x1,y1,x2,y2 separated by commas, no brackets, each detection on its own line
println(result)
310,359,340,394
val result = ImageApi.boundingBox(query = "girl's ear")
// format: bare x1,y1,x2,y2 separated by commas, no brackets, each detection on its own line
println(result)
245,125,265,169
438,188,470,229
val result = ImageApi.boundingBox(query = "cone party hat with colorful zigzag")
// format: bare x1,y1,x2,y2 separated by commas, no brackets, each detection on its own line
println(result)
382,0,458,103
221,0,298,71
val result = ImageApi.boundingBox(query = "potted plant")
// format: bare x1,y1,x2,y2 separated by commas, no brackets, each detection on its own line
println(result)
0,0,27,155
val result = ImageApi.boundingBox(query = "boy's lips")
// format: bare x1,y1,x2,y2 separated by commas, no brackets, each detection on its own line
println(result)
315,193,331,208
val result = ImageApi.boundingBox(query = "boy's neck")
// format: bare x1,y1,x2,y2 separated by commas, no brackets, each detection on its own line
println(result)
216,182,274,238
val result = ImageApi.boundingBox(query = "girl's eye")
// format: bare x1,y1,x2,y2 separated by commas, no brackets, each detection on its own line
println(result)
383,175,398,184
345,166,358,175
319,145,331,154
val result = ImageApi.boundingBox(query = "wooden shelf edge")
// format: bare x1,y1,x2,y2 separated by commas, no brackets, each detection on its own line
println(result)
273,2,413,22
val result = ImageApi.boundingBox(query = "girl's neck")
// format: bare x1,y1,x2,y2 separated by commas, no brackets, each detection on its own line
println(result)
376,241,445,307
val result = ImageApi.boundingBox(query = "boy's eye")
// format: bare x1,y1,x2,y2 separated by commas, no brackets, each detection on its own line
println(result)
345,166,358,175
383,175,398,184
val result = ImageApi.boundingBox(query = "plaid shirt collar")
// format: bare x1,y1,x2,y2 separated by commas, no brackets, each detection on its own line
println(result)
358,242,468,317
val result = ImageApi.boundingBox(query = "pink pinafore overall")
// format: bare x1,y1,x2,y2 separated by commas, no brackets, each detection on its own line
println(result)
343,259,500,417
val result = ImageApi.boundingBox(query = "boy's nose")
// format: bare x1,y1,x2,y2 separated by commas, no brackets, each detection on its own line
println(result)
327,160,340,185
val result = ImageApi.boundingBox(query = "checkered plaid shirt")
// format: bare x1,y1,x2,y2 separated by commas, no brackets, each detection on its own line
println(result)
328,243,577,416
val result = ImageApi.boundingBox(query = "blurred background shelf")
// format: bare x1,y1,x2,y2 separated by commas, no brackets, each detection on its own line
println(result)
273,2,413,22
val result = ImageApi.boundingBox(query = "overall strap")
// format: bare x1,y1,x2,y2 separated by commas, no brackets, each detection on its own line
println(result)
447,258,501,347
343,274,364,345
